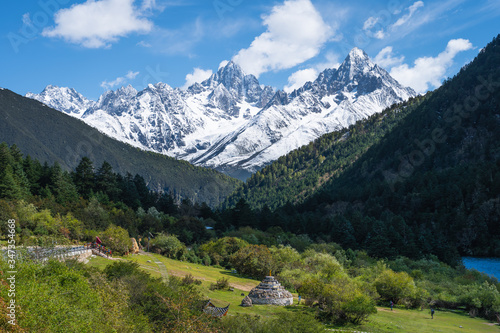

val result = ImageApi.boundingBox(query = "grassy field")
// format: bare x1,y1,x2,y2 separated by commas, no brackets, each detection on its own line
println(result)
85,252,500,332
352,307,500,333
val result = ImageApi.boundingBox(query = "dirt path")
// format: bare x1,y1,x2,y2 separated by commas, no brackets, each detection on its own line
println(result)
141,251,168,281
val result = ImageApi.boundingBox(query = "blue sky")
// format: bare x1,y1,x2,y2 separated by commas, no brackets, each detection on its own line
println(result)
1,0,499,100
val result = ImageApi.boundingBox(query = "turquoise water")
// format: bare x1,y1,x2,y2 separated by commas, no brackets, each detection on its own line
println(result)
462,257,500,280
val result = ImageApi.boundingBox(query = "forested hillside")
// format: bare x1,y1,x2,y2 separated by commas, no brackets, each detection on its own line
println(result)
0,89,240,206
222,35,500,263
224,95,426,210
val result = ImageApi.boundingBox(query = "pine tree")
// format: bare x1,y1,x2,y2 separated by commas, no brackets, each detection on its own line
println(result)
72,157,95,198
95,161,120,201
0,165,23,200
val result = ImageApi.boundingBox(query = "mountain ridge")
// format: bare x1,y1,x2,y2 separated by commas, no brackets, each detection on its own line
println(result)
0,88,240,206
26,48,416,180
224,35,500,261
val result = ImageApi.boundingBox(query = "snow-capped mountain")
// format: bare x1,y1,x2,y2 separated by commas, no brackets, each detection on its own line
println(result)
26,85,96,116
26,48,416,179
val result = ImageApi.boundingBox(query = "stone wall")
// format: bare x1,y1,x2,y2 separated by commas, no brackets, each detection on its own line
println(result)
250,296,293,306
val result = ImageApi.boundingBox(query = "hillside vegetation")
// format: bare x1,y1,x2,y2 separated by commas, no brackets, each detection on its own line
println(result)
224,95,425,211
0,89,240,206
223,35,500,262
0,137,499,332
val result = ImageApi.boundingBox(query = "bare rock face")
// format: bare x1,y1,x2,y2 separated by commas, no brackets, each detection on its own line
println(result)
240,295,253,307
130,238,140,254
248,276,293,306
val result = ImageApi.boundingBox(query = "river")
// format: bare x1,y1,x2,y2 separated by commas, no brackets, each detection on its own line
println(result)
462,257,500,280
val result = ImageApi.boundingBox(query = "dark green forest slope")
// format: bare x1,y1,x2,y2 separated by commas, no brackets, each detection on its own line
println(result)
0,89,240,206
223,35,500,262
224,95,426,210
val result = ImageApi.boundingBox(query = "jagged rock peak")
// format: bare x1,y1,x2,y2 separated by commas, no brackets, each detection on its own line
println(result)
347,47,370,61
26,85,95,115
204,60,246,90
336,47,376,83
116,84,138,95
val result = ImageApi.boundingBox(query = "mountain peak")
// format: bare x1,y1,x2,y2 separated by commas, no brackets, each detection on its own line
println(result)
335,47,375,83
216,60,245,82
26,85,95,116
348,47,369,60
43,84,57,91
117,84,138,95
221,60,241,71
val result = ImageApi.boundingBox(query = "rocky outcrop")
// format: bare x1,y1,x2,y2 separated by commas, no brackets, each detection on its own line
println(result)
130,238,140,254
240,295,252,307
248,276,293,306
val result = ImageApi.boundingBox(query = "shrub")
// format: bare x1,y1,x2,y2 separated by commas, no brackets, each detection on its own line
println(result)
181,274,202,286
229,244,276,279
100,224,132,255
373,269,417,307
210,277,230,291
198,237,249,267
222,311,324,333
151,233,185,258
299,276,376,324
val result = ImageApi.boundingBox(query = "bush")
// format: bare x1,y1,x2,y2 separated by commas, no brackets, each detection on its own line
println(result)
181,274,202,286
202,254,212,266
101,224,132,255
151,233,185,258
104,261,146,280
299,276,376,324
458,281,500,320
222,311,324,333
373,269,418,307
230,244,277,279
210,277,230,291
198,237,249,267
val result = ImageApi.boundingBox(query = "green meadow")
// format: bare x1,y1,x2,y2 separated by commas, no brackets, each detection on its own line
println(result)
86,252,500,332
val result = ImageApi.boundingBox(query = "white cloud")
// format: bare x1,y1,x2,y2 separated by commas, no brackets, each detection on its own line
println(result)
315,51,341,71
126,71,140,80
232,0,334,77
363,17,378,30
182,68,213,89
374,46,405,69
374,30,386,39
137,41,152,48
390,38,473,93
362,1,424,40
363,16,386,39
284,68,318,93
141,0,158,11
283,52,340,93
101,70,139,90
393,1,424,27
42,0,154,48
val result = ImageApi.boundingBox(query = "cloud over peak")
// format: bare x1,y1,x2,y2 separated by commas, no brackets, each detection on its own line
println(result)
101,70,139,90
182,68,213,90
232,0,335,78
43,0,154,48
389,38,473,93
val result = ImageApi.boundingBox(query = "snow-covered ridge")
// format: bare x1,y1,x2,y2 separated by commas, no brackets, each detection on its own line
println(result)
26,49,416,180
